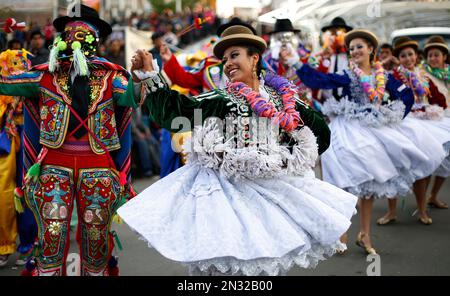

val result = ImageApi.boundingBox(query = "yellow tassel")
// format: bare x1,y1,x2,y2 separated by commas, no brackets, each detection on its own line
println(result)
14,195,24,214
112,214,123,225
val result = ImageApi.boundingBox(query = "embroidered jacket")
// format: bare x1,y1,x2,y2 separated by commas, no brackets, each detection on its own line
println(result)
141,72,331,155
0,57,136,155
139,72,330,179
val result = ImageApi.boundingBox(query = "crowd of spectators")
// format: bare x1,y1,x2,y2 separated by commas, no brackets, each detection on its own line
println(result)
122,4,221,48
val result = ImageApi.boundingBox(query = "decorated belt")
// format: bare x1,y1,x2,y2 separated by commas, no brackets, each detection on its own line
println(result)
60,136,92,153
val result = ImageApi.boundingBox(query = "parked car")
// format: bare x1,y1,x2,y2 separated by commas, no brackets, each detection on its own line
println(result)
390,27,450,48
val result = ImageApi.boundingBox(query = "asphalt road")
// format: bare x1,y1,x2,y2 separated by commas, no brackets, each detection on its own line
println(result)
1,171,449,276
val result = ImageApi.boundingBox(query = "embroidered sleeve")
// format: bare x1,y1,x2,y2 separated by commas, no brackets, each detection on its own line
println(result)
113,71,138,109
0,71,42,98
112,71,128,94
143,86,231,132
141,71,169,93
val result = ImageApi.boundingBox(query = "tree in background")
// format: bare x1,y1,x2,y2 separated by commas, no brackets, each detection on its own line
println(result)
148,0,200,14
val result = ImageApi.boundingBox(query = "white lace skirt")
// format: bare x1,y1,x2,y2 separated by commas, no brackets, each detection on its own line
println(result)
117,164,357,276
431,116,450,178
435,142,450,177
395,116,450,178
321,116,445,199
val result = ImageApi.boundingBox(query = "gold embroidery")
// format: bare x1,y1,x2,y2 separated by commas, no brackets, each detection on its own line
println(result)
88,70,112,114
54,72,72,105
40,106,49,120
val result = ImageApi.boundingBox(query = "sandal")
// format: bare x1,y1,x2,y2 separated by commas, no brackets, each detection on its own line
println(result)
356,232,377,255
427,199,448,209
377,216,397,225
418,216,433,225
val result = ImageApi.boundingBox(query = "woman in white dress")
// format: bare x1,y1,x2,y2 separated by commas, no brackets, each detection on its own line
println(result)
377,37,450,225
117,25,358,276
422,36,450,210
290,29,445,254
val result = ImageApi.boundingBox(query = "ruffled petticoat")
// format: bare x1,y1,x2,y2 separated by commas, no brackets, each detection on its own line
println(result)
395,115,450,179
435,141,450,177
118,127,358,276
321,115,445,199
429,112,450,178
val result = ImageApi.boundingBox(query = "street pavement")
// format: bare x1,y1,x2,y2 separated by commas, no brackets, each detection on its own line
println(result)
1,170,449,276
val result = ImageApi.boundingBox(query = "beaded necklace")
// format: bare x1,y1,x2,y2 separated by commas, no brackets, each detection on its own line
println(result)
396,65,429,103
226,72,302,132
351,61,386,102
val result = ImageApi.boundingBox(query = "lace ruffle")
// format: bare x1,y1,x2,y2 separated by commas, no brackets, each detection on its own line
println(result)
347,170,415,199
185,241,346,276
445,109,450,118
322,69,405,127
136,232,346,276
322,97,405,127
410,104,445,121
435,142,450,177
184,121,319,179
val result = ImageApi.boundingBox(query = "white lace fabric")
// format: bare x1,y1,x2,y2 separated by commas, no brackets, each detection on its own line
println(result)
410,104,445,121
322,97,406,127
118,166,357,276
184,122,319,180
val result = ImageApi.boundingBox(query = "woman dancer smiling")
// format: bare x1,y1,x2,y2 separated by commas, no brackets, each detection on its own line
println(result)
422,36,450,210
118,25,358,276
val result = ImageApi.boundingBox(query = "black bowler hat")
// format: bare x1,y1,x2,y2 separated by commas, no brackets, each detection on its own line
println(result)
216,17,257,36
53,3,112,38
321,17,353,32
269,19,300,35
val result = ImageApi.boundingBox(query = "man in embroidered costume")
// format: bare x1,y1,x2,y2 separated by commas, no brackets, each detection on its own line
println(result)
0,4,137,276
